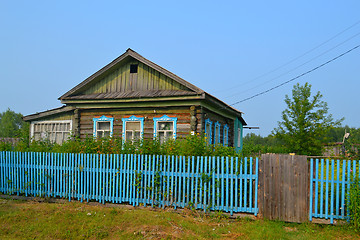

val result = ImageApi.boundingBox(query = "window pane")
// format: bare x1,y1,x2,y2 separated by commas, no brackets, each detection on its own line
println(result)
98,122,110,130
159,132,165,143
97,131,103,138
34,124,39,132
41,132,48,140
166,131,173,140
134,131,141,141
104,131,110,137
49,132,56,143
55,132,63,144
126,122,140,131
158,122,173,131
64,132,70,142
126,131,133,140
34,133,41,141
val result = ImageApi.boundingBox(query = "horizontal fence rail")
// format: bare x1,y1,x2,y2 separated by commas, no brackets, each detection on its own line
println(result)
309,158,360,224
0,151,259,215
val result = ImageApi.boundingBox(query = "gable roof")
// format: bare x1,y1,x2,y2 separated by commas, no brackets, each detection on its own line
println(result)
59,48,204,100
57,48,245,124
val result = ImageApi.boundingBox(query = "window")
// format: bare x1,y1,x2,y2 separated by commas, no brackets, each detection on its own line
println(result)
93,116,114,138
130,64,138,73
30,120,72,144
153,115,177,143
237,128,241,148
122,115,144,142
214,121,221,144
205,118,212,145
223,124,229,146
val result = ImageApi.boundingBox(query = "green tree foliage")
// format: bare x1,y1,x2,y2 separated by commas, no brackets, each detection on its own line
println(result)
0,108,27,138
273,83,343,156
242,133,290,156
343,128,360,159
327,126,360,143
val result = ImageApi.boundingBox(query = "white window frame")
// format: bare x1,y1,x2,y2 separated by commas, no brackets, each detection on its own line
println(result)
153,115,177,143
30,120,72,144
93,115,114,138
122,115,144,142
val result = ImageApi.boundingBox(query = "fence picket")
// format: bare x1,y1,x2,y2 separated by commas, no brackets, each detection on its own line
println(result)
0,151,259,216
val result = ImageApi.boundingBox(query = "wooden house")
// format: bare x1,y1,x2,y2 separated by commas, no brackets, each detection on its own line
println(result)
24,49,246,150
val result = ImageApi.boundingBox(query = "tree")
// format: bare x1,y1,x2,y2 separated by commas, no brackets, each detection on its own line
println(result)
0,108,26,137
273,83,343,156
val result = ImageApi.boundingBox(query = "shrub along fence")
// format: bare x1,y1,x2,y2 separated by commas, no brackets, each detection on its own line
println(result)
0,151,259,216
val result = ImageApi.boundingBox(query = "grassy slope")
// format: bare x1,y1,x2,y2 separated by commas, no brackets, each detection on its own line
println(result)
0,199,359,240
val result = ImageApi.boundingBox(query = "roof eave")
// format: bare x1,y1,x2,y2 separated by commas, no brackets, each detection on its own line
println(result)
23,106,75,122
203,93,247,125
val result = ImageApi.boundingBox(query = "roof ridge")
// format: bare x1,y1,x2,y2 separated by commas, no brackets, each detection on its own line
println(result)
59,49,204,100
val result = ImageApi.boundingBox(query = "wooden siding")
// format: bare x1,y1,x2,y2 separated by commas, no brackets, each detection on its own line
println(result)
79,107,202,139
81,61,190,95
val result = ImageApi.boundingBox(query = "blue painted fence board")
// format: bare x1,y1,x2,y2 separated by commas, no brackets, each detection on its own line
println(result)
309,158,360,223
0,151,258,215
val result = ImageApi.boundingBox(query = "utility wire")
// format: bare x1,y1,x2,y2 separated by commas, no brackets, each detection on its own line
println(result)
214,19,360,94
224,31,360,99
227,44,360,107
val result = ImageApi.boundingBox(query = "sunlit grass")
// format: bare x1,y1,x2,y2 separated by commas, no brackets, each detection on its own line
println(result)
0,198,359,239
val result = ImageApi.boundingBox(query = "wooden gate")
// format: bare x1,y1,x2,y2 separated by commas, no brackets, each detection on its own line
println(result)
258,154,309,223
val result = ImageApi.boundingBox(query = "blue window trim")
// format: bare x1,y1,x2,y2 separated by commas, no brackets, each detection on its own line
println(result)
122,115,144,141
215,121,221,144
223,124,229,146
153,115,178,140
93,115,114,138
205,118,212,145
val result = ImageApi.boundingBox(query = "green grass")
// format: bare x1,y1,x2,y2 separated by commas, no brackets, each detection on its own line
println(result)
0,198,359,240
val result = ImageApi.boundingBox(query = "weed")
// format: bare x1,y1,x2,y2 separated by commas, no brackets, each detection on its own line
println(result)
348,175,360,231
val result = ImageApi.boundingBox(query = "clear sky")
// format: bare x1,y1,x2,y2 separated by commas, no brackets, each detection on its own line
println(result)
1,1,359,136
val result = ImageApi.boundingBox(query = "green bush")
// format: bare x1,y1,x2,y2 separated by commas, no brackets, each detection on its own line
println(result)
348,175,360,231
4,134,242,157
0,141,12,151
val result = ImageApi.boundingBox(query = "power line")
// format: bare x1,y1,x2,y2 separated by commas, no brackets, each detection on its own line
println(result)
214,19,360,94
223,31,360,99
228,44,360,106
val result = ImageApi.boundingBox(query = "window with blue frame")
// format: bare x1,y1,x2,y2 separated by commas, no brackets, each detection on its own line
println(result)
214,121,221,144
122,115,144,142
205,118,212,145
223,124,229,146
93,115,114,138
153,115,177,143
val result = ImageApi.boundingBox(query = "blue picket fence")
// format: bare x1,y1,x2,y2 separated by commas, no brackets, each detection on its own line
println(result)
309,158,359,223
0,151,259,216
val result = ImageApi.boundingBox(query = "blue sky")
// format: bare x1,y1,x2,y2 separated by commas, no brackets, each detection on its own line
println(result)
1,1,359,136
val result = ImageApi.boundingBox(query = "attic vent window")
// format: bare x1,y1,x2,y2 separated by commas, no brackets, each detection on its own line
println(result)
130,64,138,73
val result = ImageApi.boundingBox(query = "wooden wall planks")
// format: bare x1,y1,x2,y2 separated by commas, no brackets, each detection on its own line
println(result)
82,61,189,95
79,107,196,139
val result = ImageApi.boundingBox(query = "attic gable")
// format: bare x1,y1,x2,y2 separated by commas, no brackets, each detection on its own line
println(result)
60,49,204,101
